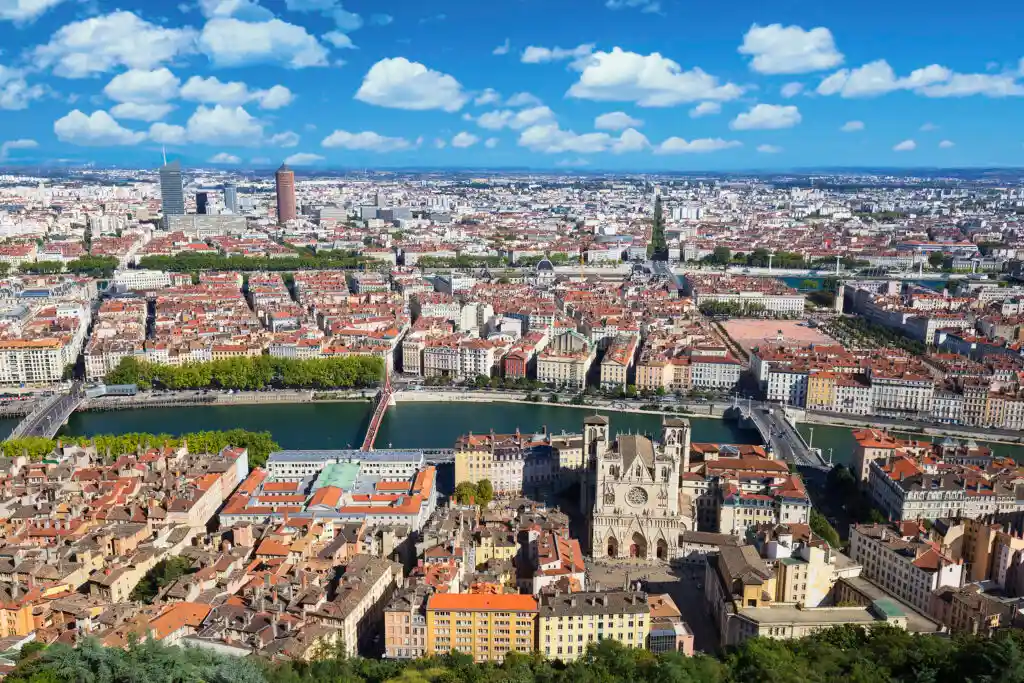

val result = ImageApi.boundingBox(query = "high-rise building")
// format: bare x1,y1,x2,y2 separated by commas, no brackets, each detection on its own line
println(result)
196,192,209,215
275,163,296,224
223,183,238,214
159,161,184,227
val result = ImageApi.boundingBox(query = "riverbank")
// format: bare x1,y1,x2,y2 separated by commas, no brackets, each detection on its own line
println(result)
80,389,372,411
801,409,1024,446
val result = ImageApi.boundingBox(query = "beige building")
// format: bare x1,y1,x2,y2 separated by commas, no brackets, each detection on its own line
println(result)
538,591,649,662
308,555,402,657
536,331,595,390
599,335,638,391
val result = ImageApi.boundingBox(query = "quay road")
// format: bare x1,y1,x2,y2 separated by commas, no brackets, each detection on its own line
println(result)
5,382,85,441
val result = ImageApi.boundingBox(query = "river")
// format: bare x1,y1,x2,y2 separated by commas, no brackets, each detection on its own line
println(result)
3,401,1023,470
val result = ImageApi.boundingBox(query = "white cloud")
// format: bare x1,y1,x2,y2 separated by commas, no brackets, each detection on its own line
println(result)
817,60,1024,99
757,144,783,153
148,122,187,145
35,11,197,78
893,139,916,151
0,67,45,110
208,152,241,164
484,137,499,149
556,158,590,167
654,137,741,154
730,104,801,130
505,92,542,107
371,14,392,25
355,57,467,111
610,128,649,153
780,82,804,98
939,139,955,149
595,111,643,130
284,0,362,31
321,129,411,152
451,132,479,148
284,152,325,164
476,106,556,131
433,138,446,149
198,0,272,21
840,120,864,132
739,24,843,74
110,102,175,121
322,31,356,49
474,89,501,106
492,39,510,56
521,43,594,64
186,104,264,145
567,47,743,107
179,76,293,109
689,101,721,118
1,0,66,23
920,122,939,131
54,109,146,146
0,139,37,161
605,0,660,12
199,18,329,68
269,131,300,147
103,68,180,104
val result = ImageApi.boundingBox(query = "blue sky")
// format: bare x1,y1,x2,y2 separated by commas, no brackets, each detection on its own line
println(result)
1,0,1023,170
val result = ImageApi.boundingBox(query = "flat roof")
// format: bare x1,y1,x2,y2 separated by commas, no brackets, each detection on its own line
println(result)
312,462,360,491
738,605,880,626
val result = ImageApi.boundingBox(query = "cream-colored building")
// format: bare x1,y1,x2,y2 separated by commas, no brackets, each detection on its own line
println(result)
308,555,402,657
536,331,595,390
538,591,649,662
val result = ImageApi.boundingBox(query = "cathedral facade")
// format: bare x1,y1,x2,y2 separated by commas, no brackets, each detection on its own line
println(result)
586,415,694,562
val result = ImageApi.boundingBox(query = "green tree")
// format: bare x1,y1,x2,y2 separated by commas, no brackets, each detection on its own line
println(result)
129,556,194,603
453,481,478,505
810,509,842,548
475,479,494,507
928,252,946,269
711,246,732,265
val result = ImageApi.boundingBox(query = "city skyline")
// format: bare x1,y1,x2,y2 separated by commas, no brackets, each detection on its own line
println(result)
0,1,1022,170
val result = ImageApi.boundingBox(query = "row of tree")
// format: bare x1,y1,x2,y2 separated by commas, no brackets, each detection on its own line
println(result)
137,250,368,273
0,428,280,467
11,626,1024,683
105,355,384,391
0,256,120,278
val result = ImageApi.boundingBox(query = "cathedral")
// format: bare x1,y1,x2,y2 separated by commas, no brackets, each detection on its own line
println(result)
585,415,694,562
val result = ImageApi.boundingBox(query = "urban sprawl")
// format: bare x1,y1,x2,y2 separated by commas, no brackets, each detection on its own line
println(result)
1,167,1024,670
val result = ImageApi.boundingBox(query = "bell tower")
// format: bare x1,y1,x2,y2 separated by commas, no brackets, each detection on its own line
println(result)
661,417,691,472
584,414,609,461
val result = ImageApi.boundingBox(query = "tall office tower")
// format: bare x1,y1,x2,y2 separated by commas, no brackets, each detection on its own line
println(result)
223,183,239,214
159,161,185,228
196,192,209,215
275,163,296,224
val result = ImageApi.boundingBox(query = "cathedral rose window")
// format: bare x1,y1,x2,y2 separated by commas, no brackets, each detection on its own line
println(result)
627,487,648,506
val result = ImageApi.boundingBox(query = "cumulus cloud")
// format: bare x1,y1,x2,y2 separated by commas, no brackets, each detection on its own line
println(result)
654,137,741,154
0,139,38,161
567,47,743,107
780,82,804,98
285,0,362,31
185,104,264,145
355,57,467,111
484,137,499,149
321,129,411,152
689,101,721,118
35,11,197,78
54,109,146,146
594,111,643,130
208,152,241,163
147,122,187,145
521,43,594,64
475,106,556,131
109,102,175,122
474,89,501,106
1,0,66,22
757,144,783,153
198,0,272,21
492,39,510,56
817,60,1024,98
0,66,45,110
269,131,300,147
517,124,646,154
939,139,955,149
730,104,801,130
893,139,916,151
199,18,329,68
103,68,180,104
605,0,660,12
179,76,293,110
284,152,325,164
840,120,865,132
610,128,649,153
322,31,355,49
739,24,843,74
451,132,479,148
505,92,542,107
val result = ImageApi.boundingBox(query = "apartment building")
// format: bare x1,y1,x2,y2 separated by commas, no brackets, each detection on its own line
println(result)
537,591,649,662
383,585,432,659
599,334,637,391
425,593,538,662
536,331,595,390
848,523,964,614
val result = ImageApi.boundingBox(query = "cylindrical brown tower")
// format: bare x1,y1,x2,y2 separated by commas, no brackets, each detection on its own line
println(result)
275,163,296,224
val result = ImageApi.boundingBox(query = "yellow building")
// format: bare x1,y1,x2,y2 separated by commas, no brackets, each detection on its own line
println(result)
426,593,537,662
0,587,38,637
474,529,520,568
635,359,670,393
805,372,837,411
538,591,650,662
454,440,493,488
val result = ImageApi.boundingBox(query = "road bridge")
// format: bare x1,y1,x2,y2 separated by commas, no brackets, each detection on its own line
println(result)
359,376,394,451
734,400,829,471
5,383,85,441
